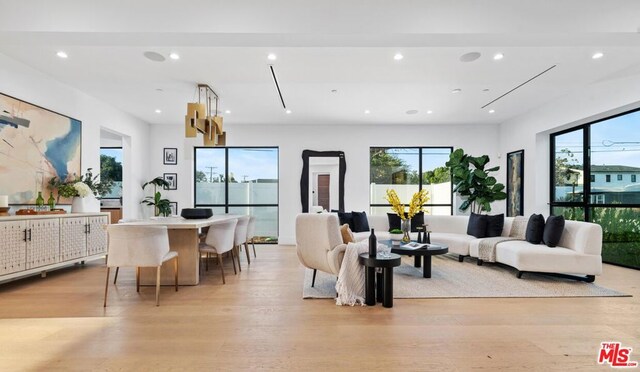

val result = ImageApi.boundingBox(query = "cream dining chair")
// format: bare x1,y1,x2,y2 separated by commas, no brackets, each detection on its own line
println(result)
246,216,257,258
234,216,251,267
199,218,238,284
104,225,179,307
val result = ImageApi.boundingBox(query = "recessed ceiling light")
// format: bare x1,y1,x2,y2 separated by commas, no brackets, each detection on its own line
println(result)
427,110,433,114
331,89,338,94
285,109,292,114
460,52,481,62
155,88,164,92
488,109,495,114
592,52,604,59
267,53,277,61
406,109,419,115
155,109,162,114
364,110,371,114
169,52,180,60
493,53,504,60
452,88,462,94
143,51,165,62
225,110,231,114
393,53,404,61
483,88,490,92
56,51,68,59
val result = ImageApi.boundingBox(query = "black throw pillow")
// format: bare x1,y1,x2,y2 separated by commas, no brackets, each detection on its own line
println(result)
525,214,545,244
337,211,354,230
410,212,425,232
543,215,565,247
351,211,370,232
387,213,402,231
467,213,487,238
485,213,504,237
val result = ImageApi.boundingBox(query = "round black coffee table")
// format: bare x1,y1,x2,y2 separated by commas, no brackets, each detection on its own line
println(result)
358,253,401,308
385,241,448,278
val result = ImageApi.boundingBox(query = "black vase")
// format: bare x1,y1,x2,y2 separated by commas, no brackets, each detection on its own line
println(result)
369,229,377,256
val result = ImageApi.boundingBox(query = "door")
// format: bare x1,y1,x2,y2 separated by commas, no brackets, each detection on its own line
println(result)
0,221,27,275
87,215,109,256
317,174,330,211
60,217,87,261
26,218,60,269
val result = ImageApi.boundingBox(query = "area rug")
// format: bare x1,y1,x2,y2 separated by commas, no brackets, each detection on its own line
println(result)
303,254,628,299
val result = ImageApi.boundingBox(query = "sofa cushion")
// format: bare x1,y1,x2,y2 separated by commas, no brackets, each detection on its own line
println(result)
494,240,601,275
543,215,565,247
340,224,355,244
351,211,370,232
467,213,487,238
337,211,354,230
387,213,402,231
525,214,545,244
485,214,504,237
429,232,476,256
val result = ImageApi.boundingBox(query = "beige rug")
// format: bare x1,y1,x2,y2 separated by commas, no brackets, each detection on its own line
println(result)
303,254,627,299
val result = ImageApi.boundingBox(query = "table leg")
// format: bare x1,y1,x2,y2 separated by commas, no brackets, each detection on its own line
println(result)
383,267,394,308
376,271,383,303
423,255,432,278
414,255,421,267
365,267,376,306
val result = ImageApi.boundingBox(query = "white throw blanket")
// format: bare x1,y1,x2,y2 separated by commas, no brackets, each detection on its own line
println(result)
335,241,386,306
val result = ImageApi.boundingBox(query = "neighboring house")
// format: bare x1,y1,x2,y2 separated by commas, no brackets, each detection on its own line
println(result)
590,165,640,204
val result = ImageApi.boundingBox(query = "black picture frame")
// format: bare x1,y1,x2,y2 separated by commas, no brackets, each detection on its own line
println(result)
169,202,178,216
506,149,524,217
164,148,178,165
163,173,178,190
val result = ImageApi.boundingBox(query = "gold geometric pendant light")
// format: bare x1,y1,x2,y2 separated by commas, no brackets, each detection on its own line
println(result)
185,84,226,146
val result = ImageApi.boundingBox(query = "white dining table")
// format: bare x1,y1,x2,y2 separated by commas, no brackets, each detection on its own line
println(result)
119,215,241,285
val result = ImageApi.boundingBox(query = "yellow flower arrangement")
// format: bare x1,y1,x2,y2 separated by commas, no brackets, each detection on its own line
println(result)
385,189,430,220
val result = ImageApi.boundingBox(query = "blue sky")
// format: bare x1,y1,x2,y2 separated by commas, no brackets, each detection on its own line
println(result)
556,110,640,168
195,148,279,181
383,148,452,173
101,148,122,163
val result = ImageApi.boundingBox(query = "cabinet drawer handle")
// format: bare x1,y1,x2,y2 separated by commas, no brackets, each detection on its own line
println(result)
23,229,27,242
28,228,32,242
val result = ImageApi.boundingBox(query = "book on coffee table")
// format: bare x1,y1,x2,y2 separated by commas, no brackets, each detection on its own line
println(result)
400,242,441,250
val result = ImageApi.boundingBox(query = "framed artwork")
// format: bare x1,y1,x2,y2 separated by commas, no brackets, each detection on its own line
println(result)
169,202,178,216
0,92,82,205
163,173,177,190
164,148,177,165
506,149,524,217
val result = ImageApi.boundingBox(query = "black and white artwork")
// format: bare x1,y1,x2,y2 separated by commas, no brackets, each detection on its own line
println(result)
164,148,177,165
169,202,178,216
163,173,177,190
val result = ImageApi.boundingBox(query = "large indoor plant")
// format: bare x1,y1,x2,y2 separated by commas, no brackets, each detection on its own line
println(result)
385,189,429,243
141,177,172,217
445,148,507,213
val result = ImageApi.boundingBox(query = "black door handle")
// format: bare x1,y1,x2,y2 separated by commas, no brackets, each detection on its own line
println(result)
23,229,27,242
28,228,32,241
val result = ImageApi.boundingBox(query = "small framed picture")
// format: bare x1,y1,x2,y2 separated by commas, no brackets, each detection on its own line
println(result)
164,148,177,165
163,173,178,190
169,202,178,216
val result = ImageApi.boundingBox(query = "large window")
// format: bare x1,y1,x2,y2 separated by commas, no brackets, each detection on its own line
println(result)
370,147,453,216
551,108,640,269
195,147,278,243
100,147,122,199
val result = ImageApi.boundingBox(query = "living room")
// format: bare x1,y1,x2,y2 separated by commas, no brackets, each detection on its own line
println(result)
1,1,639,370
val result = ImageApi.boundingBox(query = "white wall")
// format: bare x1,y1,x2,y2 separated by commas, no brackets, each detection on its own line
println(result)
0,53,151,219
149,123,501,244
498,74,640,216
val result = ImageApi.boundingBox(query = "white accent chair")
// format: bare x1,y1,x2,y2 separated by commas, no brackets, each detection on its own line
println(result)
104,225,179,307
246,216,257,258
199,218,238,284
234,216,251,267
295,213,346,287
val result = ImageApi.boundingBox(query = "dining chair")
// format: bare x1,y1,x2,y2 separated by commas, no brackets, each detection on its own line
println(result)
104,225,179,307
246,216,257,258
199,218,238,284
234,216,251,267
112,218,143,284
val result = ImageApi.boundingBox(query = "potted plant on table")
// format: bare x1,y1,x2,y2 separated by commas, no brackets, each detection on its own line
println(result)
48,168,113,213
389,228,404,242
385,189,429,243
141,177,172,217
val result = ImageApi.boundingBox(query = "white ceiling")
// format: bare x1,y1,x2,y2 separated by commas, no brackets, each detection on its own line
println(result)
1,0,640,126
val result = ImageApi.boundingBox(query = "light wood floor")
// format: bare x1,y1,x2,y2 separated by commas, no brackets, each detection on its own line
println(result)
0,245,638,371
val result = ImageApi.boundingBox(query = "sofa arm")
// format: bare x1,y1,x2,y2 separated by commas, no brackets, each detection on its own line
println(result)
327,243,347,275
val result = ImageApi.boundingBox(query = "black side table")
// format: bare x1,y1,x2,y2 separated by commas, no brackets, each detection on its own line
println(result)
358,253,401,308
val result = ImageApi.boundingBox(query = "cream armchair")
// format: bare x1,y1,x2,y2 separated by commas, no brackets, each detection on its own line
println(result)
295,213,347,287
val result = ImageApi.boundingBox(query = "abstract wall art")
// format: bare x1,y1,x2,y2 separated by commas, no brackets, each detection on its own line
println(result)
506,149,524,217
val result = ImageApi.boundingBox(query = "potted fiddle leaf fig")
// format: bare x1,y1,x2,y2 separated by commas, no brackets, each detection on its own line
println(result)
445,148,507,213
141,177,172,217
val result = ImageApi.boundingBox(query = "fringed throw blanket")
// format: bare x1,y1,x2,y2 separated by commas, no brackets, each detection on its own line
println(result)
336,241,387,306
477,216,529,263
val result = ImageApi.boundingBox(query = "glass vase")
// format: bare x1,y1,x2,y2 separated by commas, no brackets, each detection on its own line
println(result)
401,219,411,243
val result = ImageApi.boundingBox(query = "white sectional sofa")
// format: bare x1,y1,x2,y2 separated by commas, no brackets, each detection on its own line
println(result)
352,214,603,282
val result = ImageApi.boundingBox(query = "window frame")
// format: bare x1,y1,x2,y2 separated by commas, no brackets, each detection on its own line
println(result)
369,146,454,215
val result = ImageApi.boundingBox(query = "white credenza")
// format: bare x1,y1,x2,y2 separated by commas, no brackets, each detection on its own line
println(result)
0,213,110,283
